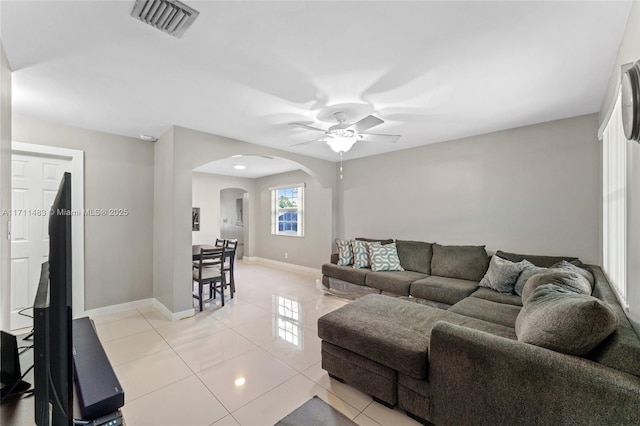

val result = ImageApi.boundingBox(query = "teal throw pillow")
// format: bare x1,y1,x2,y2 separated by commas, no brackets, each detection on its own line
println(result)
369,242,404,272
352,240,372,269
335,239,353,266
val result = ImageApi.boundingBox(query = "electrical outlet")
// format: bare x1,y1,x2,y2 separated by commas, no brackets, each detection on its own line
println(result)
284,252,288,259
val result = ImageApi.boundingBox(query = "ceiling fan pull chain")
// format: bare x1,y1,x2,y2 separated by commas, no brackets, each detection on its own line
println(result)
340,151,344,180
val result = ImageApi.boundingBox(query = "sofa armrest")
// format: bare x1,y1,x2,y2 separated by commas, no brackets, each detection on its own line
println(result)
330,253,338,264
429,321,640,426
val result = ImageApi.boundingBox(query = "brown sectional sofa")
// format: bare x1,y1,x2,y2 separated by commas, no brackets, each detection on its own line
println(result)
317,239,640,425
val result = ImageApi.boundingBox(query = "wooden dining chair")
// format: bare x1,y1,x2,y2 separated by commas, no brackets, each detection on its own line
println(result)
222,239,237,296
192,248,226,311
192,239,226,270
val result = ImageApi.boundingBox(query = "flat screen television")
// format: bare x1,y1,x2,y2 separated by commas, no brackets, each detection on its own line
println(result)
33,172,73,426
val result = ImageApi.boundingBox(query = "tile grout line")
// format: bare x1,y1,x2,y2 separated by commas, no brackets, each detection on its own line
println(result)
123,307,233,424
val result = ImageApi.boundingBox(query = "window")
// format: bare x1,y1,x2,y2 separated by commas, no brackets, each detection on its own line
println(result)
271,184,304,237
602,91,628,308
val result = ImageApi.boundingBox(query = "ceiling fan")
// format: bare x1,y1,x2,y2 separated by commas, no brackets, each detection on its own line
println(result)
289,112,400,153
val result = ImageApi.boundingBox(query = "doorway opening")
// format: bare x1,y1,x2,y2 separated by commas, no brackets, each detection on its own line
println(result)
220,188,248,259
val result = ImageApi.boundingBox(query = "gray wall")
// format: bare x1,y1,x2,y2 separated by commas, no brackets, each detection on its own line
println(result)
600,0,640,332
0,42,11,329
339,114,600,264
191,172,254,247
13,115,155,310
254,170,333,270
153,127,176,311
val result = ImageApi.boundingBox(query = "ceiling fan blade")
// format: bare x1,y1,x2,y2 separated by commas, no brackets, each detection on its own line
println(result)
359,133,401,144
289,137,327,147
347,115,384,132
288,122,326,132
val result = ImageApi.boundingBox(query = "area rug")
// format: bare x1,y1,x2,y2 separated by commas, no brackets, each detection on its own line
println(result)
274,395,356,426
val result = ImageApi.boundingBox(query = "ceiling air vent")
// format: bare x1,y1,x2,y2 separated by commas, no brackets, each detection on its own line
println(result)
131,0,199,38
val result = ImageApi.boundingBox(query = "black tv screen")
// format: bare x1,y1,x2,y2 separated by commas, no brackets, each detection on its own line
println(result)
33,172,73,426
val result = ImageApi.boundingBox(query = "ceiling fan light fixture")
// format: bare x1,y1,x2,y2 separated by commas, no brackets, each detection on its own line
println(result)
326,135,358,153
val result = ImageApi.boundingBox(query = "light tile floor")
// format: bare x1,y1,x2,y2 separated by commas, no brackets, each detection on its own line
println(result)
2,260,422,426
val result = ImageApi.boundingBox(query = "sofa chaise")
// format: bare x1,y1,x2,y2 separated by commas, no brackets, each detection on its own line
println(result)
317,239,640,425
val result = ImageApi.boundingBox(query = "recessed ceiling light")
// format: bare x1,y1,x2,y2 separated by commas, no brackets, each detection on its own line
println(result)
233,164,246,170
234,377,246,386
140,134,158,142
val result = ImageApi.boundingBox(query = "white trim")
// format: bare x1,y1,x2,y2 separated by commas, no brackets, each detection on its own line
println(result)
271,185,304,237
10,142,86,318
83,298,154,318
152,298,195,321
244,256,321,275
83,297,195,322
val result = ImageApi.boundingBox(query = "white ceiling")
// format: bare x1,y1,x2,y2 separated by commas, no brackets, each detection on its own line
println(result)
0,1,631,176
193,154,299,178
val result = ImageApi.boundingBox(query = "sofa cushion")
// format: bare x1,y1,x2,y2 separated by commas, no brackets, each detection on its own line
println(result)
431,244,489,281
496,250,579,268
317,294,516,379
448,297,521,328
469,287,523,307
515,284,618,355
396,240,433,275
514,261,548,297
588,266,640,377
551,260,595,289
369,242,404,272
352,240,372,269
365,271,428,296
335,239,353,266
479,255,527,294
522,270,591,304
410,275,478,305
322,263,369,286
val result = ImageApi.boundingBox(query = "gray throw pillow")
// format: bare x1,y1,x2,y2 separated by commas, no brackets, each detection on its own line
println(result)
551,260,594,289
495,250,579,268
521,270,591,305
431,244,489,282
515,284,618,355
514,260,548,297
479,255,527,294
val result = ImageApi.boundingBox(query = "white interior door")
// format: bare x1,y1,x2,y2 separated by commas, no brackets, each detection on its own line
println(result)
10,153,71,330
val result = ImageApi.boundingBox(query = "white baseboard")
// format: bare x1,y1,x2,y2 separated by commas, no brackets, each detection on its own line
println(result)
152,299,195,321
244,256,321,275
82,297,195,322
82,298,154,319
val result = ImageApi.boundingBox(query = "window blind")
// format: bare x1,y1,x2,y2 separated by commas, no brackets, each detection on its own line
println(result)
602,92,628,307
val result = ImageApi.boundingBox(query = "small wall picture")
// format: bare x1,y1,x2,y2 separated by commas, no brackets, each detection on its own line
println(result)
192,207,200,231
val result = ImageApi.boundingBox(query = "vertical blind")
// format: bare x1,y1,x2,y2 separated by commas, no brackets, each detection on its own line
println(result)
602,92,628,306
